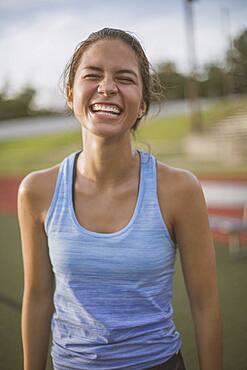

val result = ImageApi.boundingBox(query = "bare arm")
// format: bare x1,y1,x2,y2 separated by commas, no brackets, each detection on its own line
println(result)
18,172,55,370
173,171,223,370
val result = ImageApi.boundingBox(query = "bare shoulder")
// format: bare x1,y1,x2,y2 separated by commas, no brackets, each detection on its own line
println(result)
156,159,205,230
156,159,203,200
18,163,60,222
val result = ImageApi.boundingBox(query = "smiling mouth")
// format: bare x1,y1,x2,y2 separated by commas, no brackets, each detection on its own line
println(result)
89,103,122,116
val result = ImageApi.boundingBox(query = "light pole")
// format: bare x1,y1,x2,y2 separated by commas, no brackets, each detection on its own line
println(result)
221,6,234,97
184,0,203,132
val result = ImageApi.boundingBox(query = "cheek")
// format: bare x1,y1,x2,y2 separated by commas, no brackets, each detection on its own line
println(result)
129,95,144,116
72,83,94,111
125,86,143,107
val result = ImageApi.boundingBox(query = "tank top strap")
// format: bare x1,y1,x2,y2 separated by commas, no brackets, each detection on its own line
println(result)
139,149,158,203
138,149,175,248
58,150,80,206
44,150,80,235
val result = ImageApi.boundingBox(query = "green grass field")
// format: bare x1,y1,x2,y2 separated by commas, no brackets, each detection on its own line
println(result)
1,213,247,370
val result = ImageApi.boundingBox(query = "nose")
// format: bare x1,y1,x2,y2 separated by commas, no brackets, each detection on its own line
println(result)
97,76,118,96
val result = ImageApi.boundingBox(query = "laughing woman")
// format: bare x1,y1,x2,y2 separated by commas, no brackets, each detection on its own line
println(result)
18,28,223,370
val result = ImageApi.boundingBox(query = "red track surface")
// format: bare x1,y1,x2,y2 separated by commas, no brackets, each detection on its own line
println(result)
0,176,23,214
1,175,246,246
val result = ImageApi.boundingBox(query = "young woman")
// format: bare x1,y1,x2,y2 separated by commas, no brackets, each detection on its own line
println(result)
18,28,223,370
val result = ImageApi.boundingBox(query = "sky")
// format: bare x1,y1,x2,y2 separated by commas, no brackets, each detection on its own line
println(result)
0,0,246,108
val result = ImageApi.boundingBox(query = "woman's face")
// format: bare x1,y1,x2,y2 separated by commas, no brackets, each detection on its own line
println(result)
67,39,146,138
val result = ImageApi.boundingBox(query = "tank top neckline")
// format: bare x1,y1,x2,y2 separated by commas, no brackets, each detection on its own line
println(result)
68,149,146,238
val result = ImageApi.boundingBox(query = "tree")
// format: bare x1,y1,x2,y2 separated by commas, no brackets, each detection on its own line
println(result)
0,86,36,120
0,85,58,121
227,29,247,94
15,87,36,108
155,62,186,100
200,63,228,97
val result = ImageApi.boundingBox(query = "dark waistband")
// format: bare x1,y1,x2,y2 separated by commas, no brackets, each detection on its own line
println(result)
144,351,186,370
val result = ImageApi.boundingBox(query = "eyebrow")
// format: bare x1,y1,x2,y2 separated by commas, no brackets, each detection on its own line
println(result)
82,66,138,78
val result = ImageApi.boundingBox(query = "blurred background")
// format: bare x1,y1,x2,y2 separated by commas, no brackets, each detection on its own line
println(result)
0,0,246,369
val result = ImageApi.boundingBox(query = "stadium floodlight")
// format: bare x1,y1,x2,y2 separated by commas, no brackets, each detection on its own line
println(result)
184,0,202,132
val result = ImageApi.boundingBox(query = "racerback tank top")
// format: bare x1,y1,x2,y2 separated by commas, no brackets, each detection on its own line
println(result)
44,149,181,370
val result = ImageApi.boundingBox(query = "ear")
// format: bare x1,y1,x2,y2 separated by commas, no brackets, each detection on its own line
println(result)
67,85,73,110
138,100,147,118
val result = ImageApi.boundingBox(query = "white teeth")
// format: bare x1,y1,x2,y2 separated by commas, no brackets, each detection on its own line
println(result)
91,104,120,114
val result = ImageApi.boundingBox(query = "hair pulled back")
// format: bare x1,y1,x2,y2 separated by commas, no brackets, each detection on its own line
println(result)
62,27,162,133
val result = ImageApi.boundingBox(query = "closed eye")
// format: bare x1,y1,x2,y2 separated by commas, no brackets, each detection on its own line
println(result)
117,77,135,84
84,74,101,80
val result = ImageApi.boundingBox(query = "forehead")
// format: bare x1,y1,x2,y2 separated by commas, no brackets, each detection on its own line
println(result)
78,39,140,73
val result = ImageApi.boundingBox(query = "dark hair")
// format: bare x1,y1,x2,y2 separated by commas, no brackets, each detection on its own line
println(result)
61,27,163,133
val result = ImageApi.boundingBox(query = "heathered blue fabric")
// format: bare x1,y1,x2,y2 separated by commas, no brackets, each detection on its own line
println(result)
44,149,182,370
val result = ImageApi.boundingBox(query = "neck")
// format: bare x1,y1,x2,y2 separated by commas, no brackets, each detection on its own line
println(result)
77,132,139,188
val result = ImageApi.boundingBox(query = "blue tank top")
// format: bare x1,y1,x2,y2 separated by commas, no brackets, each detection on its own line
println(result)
45,149,181,370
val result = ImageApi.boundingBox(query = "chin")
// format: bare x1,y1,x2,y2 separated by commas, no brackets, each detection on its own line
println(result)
83,122,124,138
